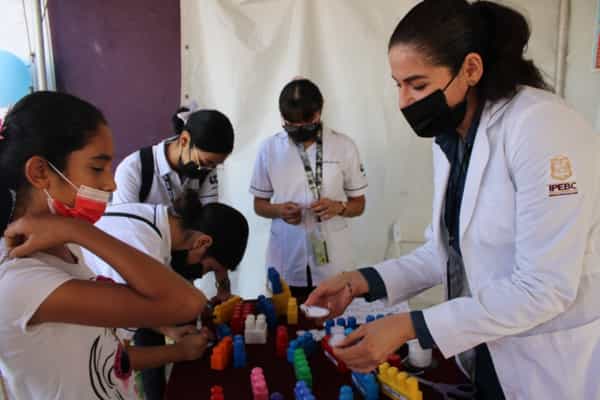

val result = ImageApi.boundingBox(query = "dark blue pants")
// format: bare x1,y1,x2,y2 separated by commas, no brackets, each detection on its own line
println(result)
133,328,166,400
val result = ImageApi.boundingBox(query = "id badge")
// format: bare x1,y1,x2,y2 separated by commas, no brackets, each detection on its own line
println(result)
310,226,330,266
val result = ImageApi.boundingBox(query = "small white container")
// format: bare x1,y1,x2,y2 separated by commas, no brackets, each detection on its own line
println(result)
408,339,432,368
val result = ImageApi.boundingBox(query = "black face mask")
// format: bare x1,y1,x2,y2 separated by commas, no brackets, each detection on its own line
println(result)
177,147,213,181
170,250,206,281
284,122,322,143
401,77,468,138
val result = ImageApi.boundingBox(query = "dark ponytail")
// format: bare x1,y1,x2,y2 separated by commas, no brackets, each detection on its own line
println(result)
0,91,106,234
171,106,190,136
388,0,550,103
174,190,249,271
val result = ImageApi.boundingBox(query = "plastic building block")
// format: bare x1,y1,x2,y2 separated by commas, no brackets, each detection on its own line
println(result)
347,316,357,330
308,329,325,342
336,317,346,328
329,326,346,347
210,336,233,370
301,332,318,356
287,297,298,325
210,385,225,400
276,325,289,358
377,363,423,400
233,335,247,368
231,301,255,334
245,314,268,344
287,332,317,363
366,315,375,324
352,372,380,400
321,334,349,373
251,367,269,400
325,319,335,335
270,393,284,400
339,385,354,400
268,267,283,294
387,354,402,369
268,267,293,316
256,295,277,329
293,348,312,387
216,324,232,340
376,314,385,320
257,295,277,330
213,296,242,325
344,327,354,336
294,381,315,400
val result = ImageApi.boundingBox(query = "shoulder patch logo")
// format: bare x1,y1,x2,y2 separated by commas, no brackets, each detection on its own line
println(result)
550,155,572,181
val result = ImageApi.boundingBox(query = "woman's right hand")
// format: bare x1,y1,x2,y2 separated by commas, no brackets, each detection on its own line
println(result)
304,271,370,321
4,215,84,258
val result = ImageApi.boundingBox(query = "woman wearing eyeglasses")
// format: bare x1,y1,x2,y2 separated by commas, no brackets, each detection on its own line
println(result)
112,108,234,206
250,78,368,300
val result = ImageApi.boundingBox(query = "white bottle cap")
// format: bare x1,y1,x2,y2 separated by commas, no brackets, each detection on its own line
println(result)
300,304,330,318
329,334,345,348
331,326,345,336
408,339,432,368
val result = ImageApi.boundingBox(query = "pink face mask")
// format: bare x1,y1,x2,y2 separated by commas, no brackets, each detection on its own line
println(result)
44,162,111,224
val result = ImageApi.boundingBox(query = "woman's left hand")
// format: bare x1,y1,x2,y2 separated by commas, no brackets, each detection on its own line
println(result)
310,198,343,221
333,313,416,373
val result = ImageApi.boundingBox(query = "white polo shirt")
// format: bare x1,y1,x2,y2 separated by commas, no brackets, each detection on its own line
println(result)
112,137,219,206
81,203,172,284
250,127,368,286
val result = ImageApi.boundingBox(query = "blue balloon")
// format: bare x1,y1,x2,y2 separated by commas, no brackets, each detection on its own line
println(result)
0,50,32,107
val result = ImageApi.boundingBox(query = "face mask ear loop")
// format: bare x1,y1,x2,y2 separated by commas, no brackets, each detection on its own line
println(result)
442,73,459,94
46,161,79,191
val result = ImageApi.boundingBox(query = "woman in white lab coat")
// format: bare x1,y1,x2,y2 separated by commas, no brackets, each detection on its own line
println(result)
306,1,600,398
250,79,368,300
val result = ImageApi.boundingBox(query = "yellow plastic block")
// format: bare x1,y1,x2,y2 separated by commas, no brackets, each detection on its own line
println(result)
213,296,242,325
377,362,423,400
287,297,298,325
272,279,291,316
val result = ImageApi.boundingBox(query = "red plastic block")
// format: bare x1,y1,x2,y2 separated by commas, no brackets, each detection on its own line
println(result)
210,385,225,400
321,334,349,373
275,325,289,358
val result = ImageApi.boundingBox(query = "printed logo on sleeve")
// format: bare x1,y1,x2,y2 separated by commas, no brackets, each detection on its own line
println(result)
548,155,578,197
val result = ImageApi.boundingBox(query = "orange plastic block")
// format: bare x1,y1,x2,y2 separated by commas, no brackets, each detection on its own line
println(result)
272,279,291,317
287,297,298,325
210,336,233,371
377,362,423,400
213,295,242,325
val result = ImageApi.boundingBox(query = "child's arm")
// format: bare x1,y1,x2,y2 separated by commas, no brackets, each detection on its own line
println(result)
128,331,211,370
5,215,207,328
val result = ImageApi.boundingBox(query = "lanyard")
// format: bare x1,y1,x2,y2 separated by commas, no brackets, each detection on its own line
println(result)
163,173,209,204
296,133,323,201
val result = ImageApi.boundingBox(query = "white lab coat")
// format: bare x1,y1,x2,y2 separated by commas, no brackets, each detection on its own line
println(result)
374,86,600,399
250,127,368,286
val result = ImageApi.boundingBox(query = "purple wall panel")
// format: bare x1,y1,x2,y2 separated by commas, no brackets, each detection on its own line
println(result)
48,0,181,164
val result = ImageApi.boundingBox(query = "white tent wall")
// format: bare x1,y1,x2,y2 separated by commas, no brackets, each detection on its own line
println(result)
180,0,599,299
565,0,600,129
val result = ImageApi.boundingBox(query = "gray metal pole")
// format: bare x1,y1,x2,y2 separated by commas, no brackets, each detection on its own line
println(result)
32,0,47,90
